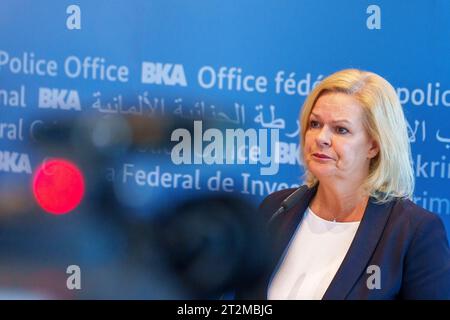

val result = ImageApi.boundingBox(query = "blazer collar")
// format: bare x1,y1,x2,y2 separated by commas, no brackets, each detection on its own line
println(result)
271,185,395,300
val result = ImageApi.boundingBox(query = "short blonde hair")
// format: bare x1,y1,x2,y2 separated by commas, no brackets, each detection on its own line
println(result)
300,69,414,203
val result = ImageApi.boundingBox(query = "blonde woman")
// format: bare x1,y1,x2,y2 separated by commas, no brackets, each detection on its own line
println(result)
240,69,450,299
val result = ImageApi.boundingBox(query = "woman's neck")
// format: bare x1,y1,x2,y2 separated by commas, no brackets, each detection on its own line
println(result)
310,183,369,222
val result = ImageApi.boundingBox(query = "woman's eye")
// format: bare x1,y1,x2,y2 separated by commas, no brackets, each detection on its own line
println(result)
336,127,349,134
310,120,320,128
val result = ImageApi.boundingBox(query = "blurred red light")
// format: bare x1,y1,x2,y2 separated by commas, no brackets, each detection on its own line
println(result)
32,159,85,215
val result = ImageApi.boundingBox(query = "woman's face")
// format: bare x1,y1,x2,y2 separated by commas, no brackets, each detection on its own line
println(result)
304,92,379,184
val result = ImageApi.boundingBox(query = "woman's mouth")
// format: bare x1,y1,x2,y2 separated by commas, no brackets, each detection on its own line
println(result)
312,153,333,160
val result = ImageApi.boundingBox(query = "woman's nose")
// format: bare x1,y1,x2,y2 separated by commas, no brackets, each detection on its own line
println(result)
315,127,331,147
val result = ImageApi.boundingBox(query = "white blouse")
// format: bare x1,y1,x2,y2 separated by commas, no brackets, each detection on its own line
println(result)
268,207,360,300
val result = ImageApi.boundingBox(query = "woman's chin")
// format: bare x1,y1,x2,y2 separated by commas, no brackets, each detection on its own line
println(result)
309,165,335,179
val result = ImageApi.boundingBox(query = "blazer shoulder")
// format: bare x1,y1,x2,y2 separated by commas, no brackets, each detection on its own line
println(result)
391,198,445,228
390,198,449,257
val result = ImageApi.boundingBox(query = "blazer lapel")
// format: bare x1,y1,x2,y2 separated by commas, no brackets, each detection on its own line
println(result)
322,198,395,299
273,185,318,254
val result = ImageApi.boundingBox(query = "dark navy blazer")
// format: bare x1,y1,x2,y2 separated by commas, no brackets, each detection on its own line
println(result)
237,185,450,300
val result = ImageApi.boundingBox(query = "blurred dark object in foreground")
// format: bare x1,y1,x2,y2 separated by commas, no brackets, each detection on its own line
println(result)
0,113,274,299
149,194,272,299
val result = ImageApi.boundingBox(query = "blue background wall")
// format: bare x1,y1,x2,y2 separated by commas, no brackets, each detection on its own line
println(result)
0,0,449,298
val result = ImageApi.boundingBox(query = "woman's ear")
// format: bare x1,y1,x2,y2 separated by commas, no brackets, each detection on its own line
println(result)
368,139,379,159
